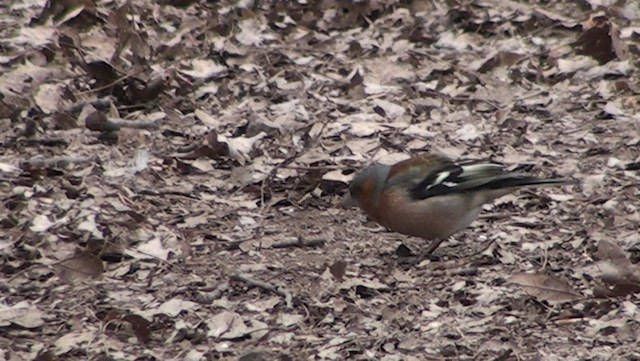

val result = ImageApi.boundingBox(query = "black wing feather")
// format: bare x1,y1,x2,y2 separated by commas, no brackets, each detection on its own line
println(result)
409,159,499,199
409,159,566,200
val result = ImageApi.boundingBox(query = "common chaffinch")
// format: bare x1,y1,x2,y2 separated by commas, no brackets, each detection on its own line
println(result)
344,153,576,255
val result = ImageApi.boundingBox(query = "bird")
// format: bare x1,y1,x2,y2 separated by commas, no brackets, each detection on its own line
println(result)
343,153,576,257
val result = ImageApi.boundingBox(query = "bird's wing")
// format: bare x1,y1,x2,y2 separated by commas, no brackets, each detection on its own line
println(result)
394,156,572,200
384,153,459,191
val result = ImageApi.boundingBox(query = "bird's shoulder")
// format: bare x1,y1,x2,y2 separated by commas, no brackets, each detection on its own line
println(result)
386,154,455,187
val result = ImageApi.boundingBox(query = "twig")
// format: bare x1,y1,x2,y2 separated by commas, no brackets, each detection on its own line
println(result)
20,155,95,169
258,118,332,212
195,281,229,304
230,273,293,309
271,237,325,249
20,138,69,147
226,242,244,251
464,238,497,259
447,267,479,277
7,264,50,282
137,189,200,199
626,162,640,171
67,97,114,113
478,212,515,219
1,137,69,148
417,88,502,110
86,112,159,131
279,165,343,171
418,267,479,279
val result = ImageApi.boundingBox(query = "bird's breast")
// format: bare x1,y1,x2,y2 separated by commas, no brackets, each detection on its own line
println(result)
374,190,482,240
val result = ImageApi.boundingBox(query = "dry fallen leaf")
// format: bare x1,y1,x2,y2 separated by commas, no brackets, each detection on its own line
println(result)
0,301,45,328
207,311,267,340
3,0,640,359
329,259,347,281
53,253,104,283
509,272,581,304
591,240,640,297
54,329,97,355
595,239,628,261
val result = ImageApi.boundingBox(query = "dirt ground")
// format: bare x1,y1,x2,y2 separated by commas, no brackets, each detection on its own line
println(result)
1,0,640,360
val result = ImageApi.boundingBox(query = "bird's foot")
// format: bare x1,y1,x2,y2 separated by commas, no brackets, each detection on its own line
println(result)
395,244,440,264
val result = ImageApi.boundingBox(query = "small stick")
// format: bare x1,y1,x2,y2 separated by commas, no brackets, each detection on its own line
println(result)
85,111,159,132
464,238,497,259
67,97,114,113
230,273,293,309
271,237,325,249
19,138,68,147
478,212,515,219
195,281,229,304
280,165,342,171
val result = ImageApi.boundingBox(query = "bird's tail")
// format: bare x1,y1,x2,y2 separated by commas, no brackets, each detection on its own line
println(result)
467,175,577,208
482,175,578,190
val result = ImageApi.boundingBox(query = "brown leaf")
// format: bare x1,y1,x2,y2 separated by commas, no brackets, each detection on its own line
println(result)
84,60,120,89
509,272,581,304
206,130,230,157
478,52,522,73
595,240,628,261
573,15,616,64
597,260,640,297
593,282,640,298
610,23,628,61
101,309,152,344
122,314,152,344
85,111,118,131
53,253,105,283
33,350,56,361
329,260,347,281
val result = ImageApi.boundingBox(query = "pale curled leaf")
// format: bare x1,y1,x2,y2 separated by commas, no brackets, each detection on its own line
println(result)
55,329,97,355
217,132,266,164
30,214,56,232
322,169,352,184
0,161,20,174
509,272,581,304
207,311,248,339
245,296,281,312
34,83,67,114
0,301,45,328
179,59,227,79
277,313,304,327
156,299,199,317
206,311,267,340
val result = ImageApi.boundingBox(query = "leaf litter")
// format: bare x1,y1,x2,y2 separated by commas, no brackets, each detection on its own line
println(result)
1,0,640,360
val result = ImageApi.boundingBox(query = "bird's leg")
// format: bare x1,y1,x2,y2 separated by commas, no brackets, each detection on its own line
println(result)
397,238,446,265
410,238,446,262
425,238,446,255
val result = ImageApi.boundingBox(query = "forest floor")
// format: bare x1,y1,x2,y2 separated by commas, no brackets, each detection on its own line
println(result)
1,0,640,360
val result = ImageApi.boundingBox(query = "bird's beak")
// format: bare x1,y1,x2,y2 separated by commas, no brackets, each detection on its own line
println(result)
341,192,356,208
